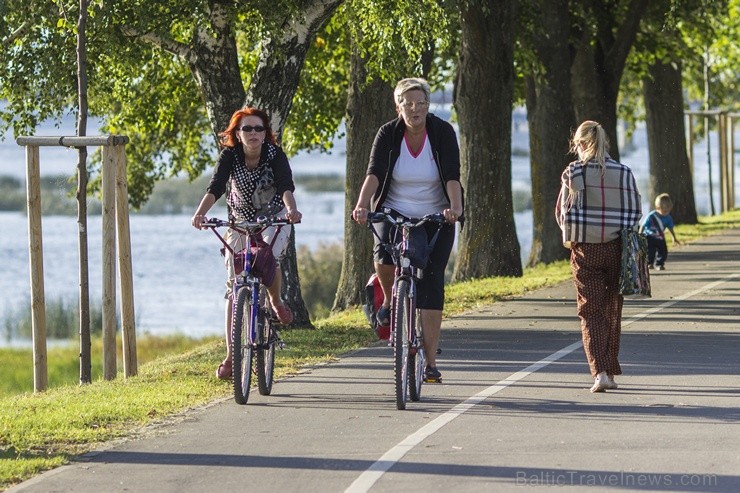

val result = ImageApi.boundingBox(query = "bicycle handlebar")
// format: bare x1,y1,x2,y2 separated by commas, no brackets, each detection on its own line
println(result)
201,215,296,230
367,211,446,227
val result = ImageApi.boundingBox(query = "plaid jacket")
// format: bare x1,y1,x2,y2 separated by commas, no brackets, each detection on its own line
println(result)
555,158,642,247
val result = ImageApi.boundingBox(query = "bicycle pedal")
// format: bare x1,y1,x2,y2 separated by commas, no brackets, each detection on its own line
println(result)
423,377,442,383
278,340,287,350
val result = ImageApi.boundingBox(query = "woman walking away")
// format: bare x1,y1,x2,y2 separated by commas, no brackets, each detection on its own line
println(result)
555,121,642,392
191,107,302,380
352,77,463,383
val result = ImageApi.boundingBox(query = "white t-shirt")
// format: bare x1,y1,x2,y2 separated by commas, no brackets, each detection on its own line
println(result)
383,133,448,218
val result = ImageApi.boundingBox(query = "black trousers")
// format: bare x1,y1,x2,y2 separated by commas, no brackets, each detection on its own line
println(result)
646,236,668,267
372,210,455,310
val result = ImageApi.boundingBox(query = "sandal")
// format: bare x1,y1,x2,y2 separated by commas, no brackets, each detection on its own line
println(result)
376,305,391,327
216,358,232,380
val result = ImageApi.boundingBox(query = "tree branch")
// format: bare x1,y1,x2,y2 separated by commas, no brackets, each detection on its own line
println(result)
120,26,194,63
3,20,32,45
607,0,650,74
193,0,231,50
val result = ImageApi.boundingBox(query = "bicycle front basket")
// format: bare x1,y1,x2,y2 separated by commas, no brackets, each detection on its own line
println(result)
233,241,277,287
251,240,277,287
401,226,433,269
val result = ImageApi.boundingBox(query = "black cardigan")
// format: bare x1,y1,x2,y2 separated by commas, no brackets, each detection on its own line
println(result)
366,113,464,221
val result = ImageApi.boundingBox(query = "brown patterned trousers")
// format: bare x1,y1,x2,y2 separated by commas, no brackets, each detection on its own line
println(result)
570,239,623,377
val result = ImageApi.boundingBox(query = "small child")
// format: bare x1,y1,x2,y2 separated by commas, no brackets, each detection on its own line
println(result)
639,193,681,270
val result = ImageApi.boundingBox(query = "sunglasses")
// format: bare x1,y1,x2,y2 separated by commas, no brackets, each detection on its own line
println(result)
238,125,266,133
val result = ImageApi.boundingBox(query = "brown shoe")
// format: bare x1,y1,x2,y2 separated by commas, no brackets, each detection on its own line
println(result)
273,304,293,325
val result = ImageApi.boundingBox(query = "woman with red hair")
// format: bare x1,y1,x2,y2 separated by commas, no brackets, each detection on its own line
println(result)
192,107,302,380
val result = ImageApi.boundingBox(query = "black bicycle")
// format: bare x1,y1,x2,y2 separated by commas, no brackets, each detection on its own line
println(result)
367,210,445,410
202,215,291,404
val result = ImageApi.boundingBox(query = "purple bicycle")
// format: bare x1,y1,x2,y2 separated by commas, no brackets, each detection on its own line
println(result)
202,215,291,404
367,210,445,410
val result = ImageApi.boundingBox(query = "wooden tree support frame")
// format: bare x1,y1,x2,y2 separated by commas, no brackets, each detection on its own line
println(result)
15,135,137,392
684,110,738,213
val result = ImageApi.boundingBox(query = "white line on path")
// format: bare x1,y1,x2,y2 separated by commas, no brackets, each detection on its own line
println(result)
344,272,739,493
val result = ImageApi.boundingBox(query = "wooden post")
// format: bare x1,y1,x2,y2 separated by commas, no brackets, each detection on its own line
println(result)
718,112,728,213
114,145,137,376
26,145,48,392
101,146,117,380
729,115,737,209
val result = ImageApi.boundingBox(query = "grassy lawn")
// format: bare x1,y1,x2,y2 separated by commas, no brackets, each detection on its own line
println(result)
1,209,738,490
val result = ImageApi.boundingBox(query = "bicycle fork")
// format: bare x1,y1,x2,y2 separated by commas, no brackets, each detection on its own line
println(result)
390,275,418,350
407,281,422,355
249,282,261,349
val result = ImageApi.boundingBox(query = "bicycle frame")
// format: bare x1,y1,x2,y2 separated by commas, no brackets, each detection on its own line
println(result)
234,232,263,351
368,210,444,332
207,219,269,346
390,225,419,348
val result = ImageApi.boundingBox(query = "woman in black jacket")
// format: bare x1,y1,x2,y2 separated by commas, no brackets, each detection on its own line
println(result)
352,78,463,383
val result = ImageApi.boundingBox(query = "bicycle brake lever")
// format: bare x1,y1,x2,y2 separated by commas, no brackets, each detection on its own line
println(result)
274,216,300,224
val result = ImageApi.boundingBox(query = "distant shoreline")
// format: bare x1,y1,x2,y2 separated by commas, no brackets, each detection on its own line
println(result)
0,172,347,215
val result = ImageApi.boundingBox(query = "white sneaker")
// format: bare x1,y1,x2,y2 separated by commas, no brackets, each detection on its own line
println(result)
607,375,618,390
590,372,609,393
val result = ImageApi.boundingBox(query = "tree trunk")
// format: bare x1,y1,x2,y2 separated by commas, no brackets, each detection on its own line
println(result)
76,0,92,384
280,227,312,326
186,4,246,140
182,0,342,327
453,0,522,281
246,0,344,134
643,60,698,224
570,45,621,160
570,0,650,162
243,0,343,327
525,0,575,267
332,44,395,311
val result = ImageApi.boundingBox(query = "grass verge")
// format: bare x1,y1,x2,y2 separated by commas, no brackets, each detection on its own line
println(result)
1,210,738,489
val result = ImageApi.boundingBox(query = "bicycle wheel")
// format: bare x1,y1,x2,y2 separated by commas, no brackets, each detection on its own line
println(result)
231,287,254,405
256,307,276,396
408,311,425,402
393,279,411,410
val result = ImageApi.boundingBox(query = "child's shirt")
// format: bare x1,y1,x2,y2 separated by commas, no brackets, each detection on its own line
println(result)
640,210,674,240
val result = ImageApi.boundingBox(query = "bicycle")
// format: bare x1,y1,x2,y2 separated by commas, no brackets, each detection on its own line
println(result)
366,210,446,410
202,215,292,405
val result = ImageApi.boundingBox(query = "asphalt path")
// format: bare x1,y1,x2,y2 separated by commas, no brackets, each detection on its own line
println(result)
9,229,739,493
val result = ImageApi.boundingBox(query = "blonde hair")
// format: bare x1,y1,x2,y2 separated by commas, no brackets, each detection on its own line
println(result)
570,120,610,169
393,77,431,105
655,193,673,210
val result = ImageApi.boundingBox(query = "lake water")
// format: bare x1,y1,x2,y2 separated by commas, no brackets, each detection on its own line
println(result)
1,108,736,344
